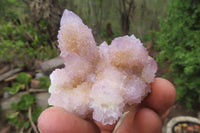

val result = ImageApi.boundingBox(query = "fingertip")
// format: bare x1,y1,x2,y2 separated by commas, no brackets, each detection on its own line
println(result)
38,107,99,133
134,108,162,133
38,107,63,133
144,77,177,115
153,78,177,101
115,108,162,133
38,107,75,133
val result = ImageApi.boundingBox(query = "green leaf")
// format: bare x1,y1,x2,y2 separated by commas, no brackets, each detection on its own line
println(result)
24,121,30,129
47,105,53,108
3,83,21,95
8,117,18,125
11,103,18,110
39,76,50,89
6,112,19,119
16,72,32,84
17,94,35,110
32,106,44,123
16,120,26,128
3,87,12,92
39,19,48,30
11,83,21,94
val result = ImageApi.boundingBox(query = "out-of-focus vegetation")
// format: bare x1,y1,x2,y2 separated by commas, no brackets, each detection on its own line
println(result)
67,0,170,42
0,0,58,68
3,72,50,132
155,0,200,110
0,0,170,69
0,22,57,68
1,0,200,132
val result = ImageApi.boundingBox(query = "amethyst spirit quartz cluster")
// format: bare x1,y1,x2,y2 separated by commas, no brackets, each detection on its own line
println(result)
48,9,157,125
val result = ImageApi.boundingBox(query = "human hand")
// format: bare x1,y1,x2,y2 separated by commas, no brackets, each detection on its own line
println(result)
38,78,176,133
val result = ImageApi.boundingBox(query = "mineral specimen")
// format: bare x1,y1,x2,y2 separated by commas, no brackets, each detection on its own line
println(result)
48,9,157,125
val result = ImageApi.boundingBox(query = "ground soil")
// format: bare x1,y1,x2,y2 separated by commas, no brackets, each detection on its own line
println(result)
166,102,199,122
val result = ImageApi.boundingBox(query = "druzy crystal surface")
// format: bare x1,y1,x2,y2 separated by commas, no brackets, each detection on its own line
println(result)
48,9,157,125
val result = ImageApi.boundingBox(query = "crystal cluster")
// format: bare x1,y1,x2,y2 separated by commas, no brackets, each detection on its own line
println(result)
48,9,157,125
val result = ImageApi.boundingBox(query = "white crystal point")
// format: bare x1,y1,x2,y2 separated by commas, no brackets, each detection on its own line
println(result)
60,9,82,27
109,35,148,69
90,81,124,125
58,9,99,63
142,56,158,83
122,75,147,104
49,82,92,117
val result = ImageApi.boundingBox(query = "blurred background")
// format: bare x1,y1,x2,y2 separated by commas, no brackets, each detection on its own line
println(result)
0,0,199,132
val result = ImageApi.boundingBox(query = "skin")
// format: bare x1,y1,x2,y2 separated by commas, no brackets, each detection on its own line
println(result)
38,78,176,133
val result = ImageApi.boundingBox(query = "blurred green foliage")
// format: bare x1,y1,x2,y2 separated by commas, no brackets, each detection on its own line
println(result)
0,0,170,67
4,72,32,94
0,0,57,69
3,83,21,95
11,94,35,111
3,72,46,131
0,0,28,22
39,76,51,89
0,21,57,68
32,106,44,123
6,112,30,130
7,93,40,130
155,0,200,109
62,0,170,42
7,93,43,131
16,72,32,85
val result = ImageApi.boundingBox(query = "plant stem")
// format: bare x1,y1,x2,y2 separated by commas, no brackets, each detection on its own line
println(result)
28,127,33,133
28,107,38,133
28,88,48,93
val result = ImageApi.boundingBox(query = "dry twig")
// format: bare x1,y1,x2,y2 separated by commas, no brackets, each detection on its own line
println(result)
28,107,39,133
28,88,48,93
